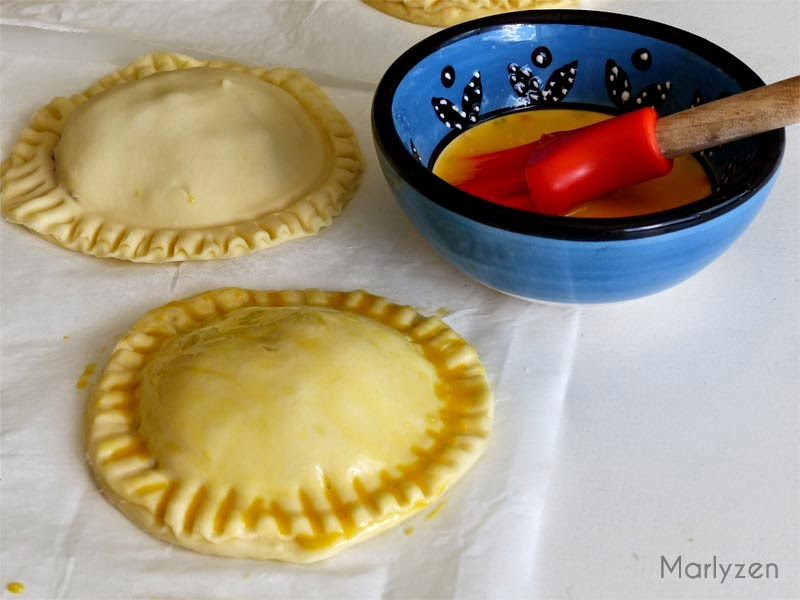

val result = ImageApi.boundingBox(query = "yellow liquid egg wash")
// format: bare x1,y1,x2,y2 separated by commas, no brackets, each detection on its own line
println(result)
433,108,712,218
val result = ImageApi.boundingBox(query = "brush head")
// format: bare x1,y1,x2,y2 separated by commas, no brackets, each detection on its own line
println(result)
525,108,674,215
453,108,674,215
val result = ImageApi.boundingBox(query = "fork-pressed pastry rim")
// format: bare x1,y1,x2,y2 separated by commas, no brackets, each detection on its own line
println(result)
362,0,575,27
85,288,493,562
0,52,362,262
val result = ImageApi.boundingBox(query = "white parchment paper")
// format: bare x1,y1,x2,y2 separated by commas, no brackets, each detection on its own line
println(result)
2,2,799,599
0,3,579,598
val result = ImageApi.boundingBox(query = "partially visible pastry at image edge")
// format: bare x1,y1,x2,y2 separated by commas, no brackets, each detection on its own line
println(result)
0,52,363,262
362,0,579,27
84,288,494,562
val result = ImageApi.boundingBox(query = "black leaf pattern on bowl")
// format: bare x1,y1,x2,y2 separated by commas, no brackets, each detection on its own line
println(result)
719,152,740,187
509,63,541,100
431,71,482,130
713,145,756,191
606,58,671,111
605,60,632,106
410,138,423,163
632,81,672,110
508,60,577,105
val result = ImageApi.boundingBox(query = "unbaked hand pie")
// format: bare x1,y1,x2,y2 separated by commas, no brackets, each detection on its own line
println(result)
0,53,362,262
362,0,576,26
85,288,493,562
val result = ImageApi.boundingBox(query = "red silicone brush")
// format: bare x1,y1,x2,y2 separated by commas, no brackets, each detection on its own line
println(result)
456,76,800,216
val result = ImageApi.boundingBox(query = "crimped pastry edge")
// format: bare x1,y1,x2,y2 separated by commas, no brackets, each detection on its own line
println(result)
0,52,363,262
362,0,576,27
85,288,494,562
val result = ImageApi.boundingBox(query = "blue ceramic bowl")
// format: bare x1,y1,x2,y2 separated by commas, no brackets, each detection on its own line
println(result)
372,10,784,303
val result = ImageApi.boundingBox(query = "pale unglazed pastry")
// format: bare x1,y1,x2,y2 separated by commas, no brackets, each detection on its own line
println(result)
0,53,362,262
362,0,577,26
85,288,493,562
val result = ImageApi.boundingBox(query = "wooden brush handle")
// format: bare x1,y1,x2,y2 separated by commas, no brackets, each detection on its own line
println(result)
656,75,800,158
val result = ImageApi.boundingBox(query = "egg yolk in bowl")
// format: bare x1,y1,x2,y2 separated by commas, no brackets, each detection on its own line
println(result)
432,108,711,218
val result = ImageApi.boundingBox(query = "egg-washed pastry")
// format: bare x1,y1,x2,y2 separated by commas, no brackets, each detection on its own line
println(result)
0,53,362,262
85,288,493,562
362,0,577,26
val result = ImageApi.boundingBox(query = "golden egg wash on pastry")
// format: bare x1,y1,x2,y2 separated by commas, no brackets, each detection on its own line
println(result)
85,288,493,562
362,0,577,27
0,53,362,262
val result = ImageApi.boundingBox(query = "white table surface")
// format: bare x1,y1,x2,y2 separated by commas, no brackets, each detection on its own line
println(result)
1,2,798,599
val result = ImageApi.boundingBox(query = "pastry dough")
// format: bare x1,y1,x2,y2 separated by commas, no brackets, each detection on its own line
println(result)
362,0,576,27
0,53,362,262
85,288,493,562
